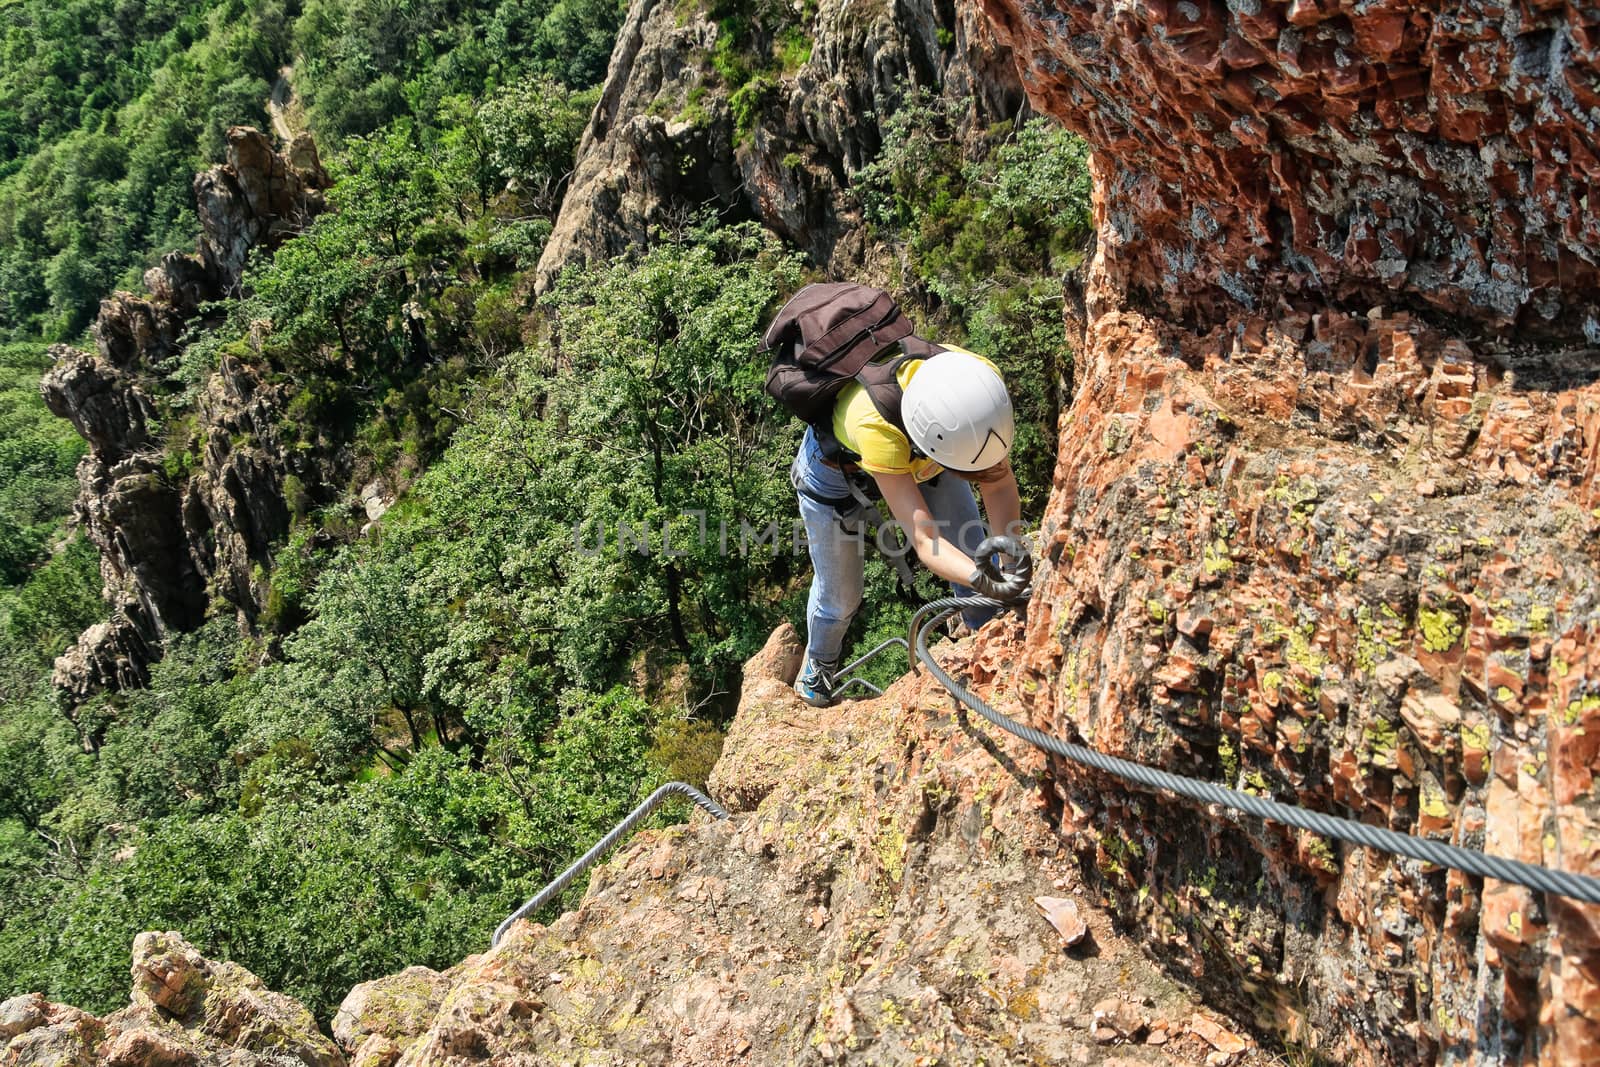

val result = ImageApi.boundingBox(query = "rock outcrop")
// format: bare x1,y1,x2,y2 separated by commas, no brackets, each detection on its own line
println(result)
329,624,1259,1066
41,127,330,709
963,2,1600,1064
535,0,1026,289
982,0,1600,340
536,0,1600,1061
0,932,343,1067
195,129,328,296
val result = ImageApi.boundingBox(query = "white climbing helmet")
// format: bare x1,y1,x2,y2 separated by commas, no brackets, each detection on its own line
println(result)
901,350,1014,471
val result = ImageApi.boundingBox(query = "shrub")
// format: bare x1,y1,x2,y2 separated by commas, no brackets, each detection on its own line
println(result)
730,75,780,141
649,717,725,789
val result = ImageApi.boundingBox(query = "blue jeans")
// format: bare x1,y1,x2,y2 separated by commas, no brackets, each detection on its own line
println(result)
791,427,996,666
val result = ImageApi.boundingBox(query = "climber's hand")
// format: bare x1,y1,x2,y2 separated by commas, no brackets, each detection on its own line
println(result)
967,565,1028,602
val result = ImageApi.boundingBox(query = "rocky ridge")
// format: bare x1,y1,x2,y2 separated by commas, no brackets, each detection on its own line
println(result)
326,626,1257,1067
2,625,1263,1067
535,0,1027,289
41,127,330,710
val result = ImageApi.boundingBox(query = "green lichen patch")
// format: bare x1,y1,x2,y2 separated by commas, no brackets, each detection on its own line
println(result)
1364,717,1400,768
1304,835,1337,872
1419,779,1450,821
1461,722,1492,752
1417,606,1463,653
1217,731,1239,784
874,814,908,887
1565,694,1600,727
1353,603,1403,674
1266,473,1320,523
1203,538,1234,575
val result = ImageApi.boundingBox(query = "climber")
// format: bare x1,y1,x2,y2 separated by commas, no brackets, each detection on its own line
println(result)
763,284,1034,706
786,345,1031,707
763,283,1034,706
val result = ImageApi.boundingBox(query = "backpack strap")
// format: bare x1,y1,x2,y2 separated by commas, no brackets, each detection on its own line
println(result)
819,343,948,465
898,335,943,360
812,420,855,466
855,352,916,439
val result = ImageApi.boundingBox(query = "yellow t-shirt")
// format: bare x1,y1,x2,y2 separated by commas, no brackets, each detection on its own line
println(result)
830,345,1001,480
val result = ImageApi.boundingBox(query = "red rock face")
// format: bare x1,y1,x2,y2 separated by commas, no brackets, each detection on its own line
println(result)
1019,261,1600,1063
982,0,1600,340
974,2,1600,1064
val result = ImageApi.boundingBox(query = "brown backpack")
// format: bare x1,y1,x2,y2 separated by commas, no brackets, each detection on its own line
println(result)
761,283,941,460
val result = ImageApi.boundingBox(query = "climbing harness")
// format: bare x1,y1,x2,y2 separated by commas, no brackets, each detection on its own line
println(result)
493,584,1600,948
791,463,918,592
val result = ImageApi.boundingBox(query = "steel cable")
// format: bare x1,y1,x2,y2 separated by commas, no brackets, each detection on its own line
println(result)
494,595,1600,949
492,781,729,946
912,595,1600,905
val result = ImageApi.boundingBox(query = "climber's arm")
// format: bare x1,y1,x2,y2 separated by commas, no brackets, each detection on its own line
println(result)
875,472,980,586
974,461,1023,548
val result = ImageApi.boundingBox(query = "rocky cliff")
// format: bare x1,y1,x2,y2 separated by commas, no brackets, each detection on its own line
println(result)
980,1,1600,1064
535,0,1027,289
18,1,1600,1064
41,128,331,711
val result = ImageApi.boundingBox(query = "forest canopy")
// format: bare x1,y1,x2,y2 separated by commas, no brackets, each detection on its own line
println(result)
0,0,625,339
0,0,1091,1021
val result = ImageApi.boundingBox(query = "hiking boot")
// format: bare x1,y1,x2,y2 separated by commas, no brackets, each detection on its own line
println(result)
794,655,839,708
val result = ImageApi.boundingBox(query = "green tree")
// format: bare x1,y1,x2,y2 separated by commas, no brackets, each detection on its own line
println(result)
0,342,89,585
538,221,805,685
475,76,594,215
281,553,460,761
855,101,1091,514
245,126,440,372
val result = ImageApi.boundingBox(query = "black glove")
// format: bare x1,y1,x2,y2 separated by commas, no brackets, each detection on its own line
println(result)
967,535,1033,602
